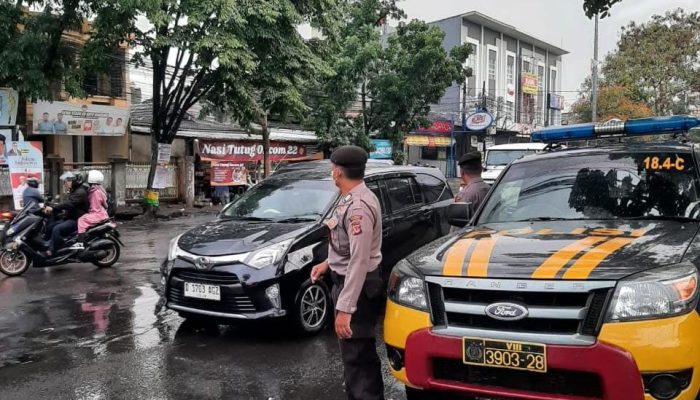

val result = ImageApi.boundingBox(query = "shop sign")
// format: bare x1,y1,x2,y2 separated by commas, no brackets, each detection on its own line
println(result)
32,100,128,136
466,112,494,131
198,140,306,162
370,139,392,159
211,162,248,186
415,119,453,136
521,72,538,95
548,93,564,110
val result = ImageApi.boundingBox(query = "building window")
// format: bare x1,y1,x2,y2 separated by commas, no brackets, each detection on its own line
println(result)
536,62,545,125
506,51,516,122
487,45,498,99
550,66,560,126
83,49,126,98
464,38,480,98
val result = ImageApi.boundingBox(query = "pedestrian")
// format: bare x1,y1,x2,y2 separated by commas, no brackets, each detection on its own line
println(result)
310,145,385,400
455,151,490,217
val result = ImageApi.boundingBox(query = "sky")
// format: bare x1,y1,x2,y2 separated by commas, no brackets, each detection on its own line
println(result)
396,0,700,108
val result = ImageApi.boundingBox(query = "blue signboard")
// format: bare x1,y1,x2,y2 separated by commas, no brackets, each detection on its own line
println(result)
370,139,392,159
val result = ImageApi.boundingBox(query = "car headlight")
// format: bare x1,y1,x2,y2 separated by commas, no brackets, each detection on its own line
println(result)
607,263,699,322
388,259,428,311
168,234,183,261
244,239,293,269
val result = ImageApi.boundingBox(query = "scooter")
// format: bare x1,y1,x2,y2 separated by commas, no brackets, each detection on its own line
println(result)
0,202,123,276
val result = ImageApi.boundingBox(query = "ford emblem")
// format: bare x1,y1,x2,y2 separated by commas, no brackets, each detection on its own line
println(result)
484,302,529,321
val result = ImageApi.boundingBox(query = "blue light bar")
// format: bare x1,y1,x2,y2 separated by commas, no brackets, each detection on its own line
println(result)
531,116,700,143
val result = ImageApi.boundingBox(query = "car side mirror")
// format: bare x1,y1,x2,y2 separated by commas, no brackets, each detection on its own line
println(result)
447,202,472,227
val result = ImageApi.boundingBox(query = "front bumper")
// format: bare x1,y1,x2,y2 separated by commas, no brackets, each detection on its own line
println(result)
403,328,643,400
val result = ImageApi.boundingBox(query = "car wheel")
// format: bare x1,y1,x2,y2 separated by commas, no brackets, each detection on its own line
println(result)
293,279,330,335
0,250,31,276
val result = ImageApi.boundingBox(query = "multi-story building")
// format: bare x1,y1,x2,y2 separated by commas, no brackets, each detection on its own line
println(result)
430,11,568,133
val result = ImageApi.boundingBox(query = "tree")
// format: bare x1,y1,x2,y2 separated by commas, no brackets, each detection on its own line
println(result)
571,85,653,123
583,0,622,18
0,1,105,100
368,20,471,153
303,0,404,151
89,0,336,198
599,9,700,115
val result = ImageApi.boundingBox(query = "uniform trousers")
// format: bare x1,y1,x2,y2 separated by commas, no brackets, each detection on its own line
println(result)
330,269,385,400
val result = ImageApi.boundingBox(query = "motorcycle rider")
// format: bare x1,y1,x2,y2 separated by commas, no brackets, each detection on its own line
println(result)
22,177,44,211
77,170,109,244
44,172,89,256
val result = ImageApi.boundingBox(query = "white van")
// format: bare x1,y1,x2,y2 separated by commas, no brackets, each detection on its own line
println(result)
481,143,548,184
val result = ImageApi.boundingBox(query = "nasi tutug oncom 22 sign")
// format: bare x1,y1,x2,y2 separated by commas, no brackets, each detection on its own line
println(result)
198,140,306,162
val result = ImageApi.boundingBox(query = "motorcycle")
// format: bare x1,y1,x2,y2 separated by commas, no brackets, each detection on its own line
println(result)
0,202,123,276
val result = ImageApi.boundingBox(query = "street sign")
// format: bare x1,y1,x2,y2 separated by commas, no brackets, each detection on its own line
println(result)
470,136,478,147
466,112,494,131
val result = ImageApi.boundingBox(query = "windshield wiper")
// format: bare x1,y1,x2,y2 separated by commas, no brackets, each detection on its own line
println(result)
276,215,321,223
512,217,578,222
625,215,700,222
228,216,274,222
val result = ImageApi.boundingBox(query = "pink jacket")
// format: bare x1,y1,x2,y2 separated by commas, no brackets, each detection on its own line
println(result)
78,185,109,234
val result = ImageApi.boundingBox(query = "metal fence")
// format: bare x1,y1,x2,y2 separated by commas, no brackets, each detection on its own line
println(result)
63,163,113,192
0,168,11,197
125,162,179,201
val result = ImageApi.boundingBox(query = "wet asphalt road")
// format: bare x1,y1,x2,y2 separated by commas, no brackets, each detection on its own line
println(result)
0,215,407,400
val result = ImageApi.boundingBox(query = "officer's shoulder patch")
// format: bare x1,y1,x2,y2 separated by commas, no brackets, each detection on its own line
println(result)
349,214,363,222
351,220,362,235
342,193,353,203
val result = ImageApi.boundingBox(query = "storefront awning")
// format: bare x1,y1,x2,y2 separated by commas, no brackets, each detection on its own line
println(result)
405,135,453,147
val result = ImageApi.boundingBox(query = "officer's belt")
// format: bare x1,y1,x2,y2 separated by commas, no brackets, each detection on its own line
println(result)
330,271,345,286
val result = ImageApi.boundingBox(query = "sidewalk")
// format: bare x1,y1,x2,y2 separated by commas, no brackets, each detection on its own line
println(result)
115,203,221,221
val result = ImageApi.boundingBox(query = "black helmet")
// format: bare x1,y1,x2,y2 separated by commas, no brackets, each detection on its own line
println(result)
26,177,40,188
74,172,87,185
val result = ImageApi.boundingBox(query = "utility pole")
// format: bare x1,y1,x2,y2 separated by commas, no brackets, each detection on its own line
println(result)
591,13,599,123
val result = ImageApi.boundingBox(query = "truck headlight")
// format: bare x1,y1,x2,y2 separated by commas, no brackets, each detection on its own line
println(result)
244,239,293,269
388,259,428,311
168,234,184,261
607,263,699,322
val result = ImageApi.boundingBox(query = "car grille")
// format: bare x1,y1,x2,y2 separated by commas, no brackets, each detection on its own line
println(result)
433,358,603,398
167,270,255,314
426,278,615,339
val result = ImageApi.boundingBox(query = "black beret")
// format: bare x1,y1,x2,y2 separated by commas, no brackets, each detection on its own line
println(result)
330,145,368,168
458,151,482,166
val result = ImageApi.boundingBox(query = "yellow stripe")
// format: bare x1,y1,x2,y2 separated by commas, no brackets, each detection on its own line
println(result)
531,236,607,279
562,237,636,279
442,238,474,276
466,238,497,277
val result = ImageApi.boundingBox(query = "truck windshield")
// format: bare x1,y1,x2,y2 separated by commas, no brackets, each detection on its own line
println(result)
486,150,537,166
222,179,337,221
478,151,700,223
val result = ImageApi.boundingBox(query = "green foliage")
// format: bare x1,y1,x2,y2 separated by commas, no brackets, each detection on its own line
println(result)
583,0,622,18
571,85,653,123
0,1,103,100
599,9,700,115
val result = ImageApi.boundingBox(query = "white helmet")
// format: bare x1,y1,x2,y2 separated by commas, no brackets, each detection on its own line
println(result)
87,170,104,185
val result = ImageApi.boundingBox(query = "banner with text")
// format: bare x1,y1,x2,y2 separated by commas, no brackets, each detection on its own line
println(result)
6,141,44,210
32,101,129,136
211,162,248,186
198,140,307,162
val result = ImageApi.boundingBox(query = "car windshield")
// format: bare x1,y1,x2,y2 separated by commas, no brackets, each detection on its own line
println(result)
222,179,337,221
478,151,700,223
486,150,537,166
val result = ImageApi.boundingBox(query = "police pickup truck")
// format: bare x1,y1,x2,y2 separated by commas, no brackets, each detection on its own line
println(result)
384,116,700,400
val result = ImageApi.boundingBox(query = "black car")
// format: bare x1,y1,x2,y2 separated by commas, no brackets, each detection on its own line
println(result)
161,160,454,333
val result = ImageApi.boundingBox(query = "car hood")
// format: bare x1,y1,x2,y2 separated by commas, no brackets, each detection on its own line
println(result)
178,219,312,256
482,166,505,181
407,220,699,280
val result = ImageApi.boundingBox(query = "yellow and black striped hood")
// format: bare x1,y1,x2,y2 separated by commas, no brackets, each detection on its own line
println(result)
408,221,699,280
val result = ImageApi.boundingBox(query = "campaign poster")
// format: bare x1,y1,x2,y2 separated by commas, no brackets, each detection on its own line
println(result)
6,141,44,210
0,88,19,126
32,101,129,136
0,129,10,164
152,166,170,189
211,162,247,186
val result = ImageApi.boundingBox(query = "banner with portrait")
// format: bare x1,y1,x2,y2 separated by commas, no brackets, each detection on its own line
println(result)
0,88,19,126
32,101,129,136
6,141,44,210
211,162,248,186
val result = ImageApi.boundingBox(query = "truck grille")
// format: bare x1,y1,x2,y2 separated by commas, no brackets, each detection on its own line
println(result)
426,277,615,341
433,358,603,398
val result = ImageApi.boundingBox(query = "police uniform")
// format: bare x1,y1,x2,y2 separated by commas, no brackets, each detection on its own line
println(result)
326,146,385,400
456,152,490,215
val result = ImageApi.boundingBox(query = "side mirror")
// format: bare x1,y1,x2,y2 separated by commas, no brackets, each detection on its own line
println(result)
447,202,472,228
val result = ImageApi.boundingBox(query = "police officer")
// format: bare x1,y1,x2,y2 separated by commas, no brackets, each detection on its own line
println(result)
456,151,490,216
311,145,385,400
